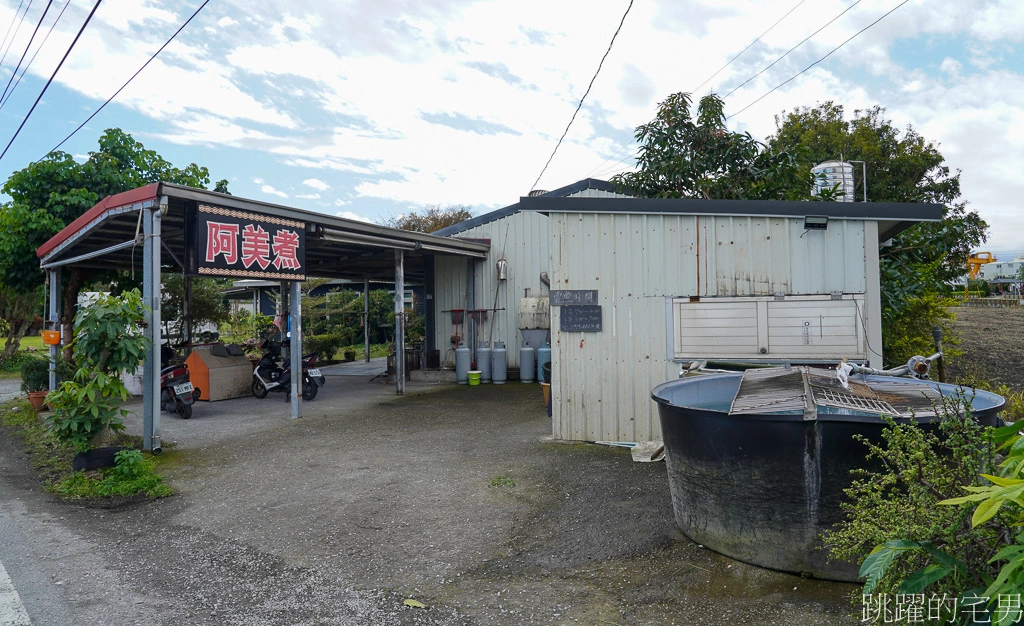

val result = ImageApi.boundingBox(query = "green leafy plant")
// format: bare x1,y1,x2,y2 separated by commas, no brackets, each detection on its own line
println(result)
491,475,515,488
51,448,171,499
44,289,148,451
824,397,1008,614
19,357,49,392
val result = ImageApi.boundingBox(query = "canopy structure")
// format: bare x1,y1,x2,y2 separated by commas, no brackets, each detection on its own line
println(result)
37,183,489,451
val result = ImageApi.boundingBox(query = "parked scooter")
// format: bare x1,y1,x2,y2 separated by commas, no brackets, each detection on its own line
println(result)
160,345,201,419
251,339,325,401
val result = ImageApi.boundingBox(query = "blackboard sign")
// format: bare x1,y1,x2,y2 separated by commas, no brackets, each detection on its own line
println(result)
550,289,598,306
560,305,602,332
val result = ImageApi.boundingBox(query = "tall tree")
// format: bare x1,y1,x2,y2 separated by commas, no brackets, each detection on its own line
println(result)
381,205,474,233
610,92,814,200
0,128,225,355
768,103,987,331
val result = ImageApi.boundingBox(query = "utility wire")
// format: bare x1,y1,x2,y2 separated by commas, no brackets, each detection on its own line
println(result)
0,0,103,163
693,0,807,95
45,0,210,157
727,0,910,120
0,0,33,70
0,0,28,66
722,0,862,100
578,0,808,184
1,0,70,110
529,0,633,192
0,0,52,106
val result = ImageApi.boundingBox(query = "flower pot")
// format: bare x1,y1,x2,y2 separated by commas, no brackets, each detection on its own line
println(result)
27,390,47,412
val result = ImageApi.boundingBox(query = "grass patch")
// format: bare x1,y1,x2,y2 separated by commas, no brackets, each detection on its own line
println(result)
491,475,515,488
0,398,172,501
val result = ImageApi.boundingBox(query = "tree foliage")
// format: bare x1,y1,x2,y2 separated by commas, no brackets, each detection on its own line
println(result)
160,274,230,341
381,205,474,233
611,92,817,201
768,103,988,327
45,290,149,451
0,128,226,354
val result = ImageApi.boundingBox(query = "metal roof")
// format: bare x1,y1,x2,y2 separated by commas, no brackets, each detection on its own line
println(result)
518,195,944,241
432,178,622,237
36,183,489,281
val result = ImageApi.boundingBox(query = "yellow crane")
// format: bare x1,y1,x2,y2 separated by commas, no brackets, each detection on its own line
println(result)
967,252,997,280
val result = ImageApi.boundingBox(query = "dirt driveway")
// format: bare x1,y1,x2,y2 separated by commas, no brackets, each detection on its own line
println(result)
5,376,859,625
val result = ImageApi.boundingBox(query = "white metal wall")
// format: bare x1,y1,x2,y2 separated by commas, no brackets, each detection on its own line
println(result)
432,188,627,369
548,212,873,442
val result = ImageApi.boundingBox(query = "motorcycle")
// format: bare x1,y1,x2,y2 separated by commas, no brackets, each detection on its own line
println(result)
160,345,201,419
251,339,325,401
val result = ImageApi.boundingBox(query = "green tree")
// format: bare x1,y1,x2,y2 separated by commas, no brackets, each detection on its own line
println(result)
160,275,230,341
381,205,474,233
768,103,987,337
610,92,815,200
0,128,224,355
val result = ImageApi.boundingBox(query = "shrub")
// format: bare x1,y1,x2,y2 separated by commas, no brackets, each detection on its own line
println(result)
303,333,345,362
19,357,49,392
824,397,1008,618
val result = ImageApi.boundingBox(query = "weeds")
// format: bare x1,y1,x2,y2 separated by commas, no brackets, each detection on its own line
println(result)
0,398,171,501
491,475,515,488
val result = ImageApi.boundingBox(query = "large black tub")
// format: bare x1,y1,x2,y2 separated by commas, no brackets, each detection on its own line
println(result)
652,367,1005,581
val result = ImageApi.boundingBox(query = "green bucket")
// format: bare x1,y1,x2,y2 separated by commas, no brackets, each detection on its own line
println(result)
467,370,481,386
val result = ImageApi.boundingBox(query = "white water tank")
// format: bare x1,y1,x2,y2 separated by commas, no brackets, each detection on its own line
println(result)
811,161,855,202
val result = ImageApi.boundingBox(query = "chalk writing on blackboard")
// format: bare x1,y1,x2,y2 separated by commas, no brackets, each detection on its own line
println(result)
550,290,598,306
560,305,602,332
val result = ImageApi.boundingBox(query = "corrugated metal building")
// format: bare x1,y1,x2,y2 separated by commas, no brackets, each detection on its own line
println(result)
430,180,942,442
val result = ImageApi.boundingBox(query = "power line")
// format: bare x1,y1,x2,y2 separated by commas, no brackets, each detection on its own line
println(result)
576,0,810,184
0,0,28,66
0,0,70,110
0,0,53,106
529,0,633,192
693,0,808,95
45,0,211,157
727,0,910,120
0,0,103,163
721,0,862,100
0,0,34,70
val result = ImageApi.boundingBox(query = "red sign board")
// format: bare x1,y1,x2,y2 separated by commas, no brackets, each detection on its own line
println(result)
192,204,306,280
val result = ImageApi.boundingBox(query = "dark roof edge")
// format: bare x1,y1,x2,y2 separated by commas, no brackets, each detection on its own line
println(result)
518,196,944,222
433,178,625,236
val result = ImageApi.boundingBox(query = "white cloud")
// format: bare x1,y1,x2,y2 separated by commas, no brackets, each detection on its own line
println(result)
10,0,1020,257
302,178,330,191
261,185,288,198
296,193,321,200
336,210,373,223
253,177,265,185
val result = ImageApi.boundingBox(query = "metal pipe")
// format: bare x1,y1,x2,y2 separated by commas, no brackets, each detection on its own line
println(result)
321,229,417,250
363,277,370,363
47,268,60,391
394,250,405,395
142,208,155,452
290,280,302,419
40,239,137,268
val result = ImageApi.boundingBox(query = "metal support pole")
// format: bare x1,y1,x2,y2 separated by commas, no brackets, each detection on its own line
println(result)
290,280,302,419
395,250,405,395
151,204,163,452
183,274,192,353
47,268,60,391
363,277,370,362
142,208,154,452
143,202,163,453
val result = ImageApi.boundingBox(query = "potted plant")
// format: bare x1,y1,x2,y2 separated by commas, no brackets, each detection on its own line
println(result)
20,358,51,411
242,337,262,369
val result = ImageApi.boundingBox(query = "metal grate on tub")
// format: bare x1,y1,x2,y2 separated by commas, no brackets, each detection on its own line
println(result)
729,367,808,415
729,366,953,418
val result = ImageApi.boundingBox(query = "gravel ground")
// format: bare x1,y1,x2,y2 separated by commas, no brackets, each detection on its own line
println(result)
2,379,860,625
946,305,1024,391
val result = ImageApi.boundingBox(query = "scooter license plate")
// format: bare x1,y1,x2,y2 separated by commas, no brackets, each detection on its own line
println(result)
307,369,322,378
173,382,194,396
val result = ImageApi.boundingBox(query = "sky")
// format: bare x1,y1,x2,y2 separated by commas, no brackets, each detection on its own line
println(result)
0,0,1020,261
